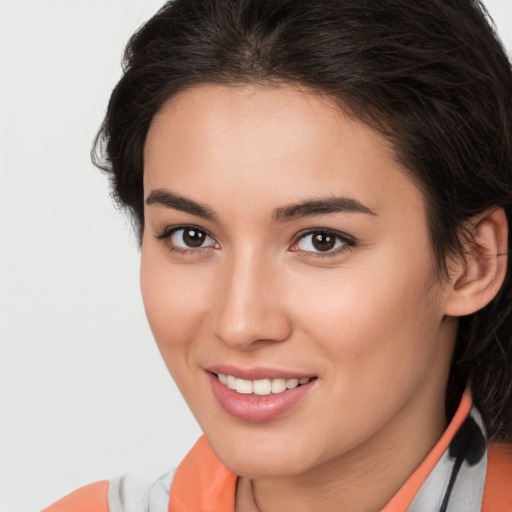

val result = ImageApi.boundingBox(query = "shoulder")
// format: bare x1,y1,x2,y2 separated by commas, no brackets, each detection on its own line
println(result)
42,481,110,512
41,471,175,512
482,442,512,512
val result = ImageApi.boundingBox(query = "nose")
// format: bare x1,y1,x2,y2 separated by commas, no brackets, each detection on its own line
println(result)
212,251,292,350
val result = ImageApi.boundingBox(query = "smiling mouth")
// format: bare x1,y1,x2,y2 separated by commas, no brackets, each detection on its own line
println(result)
214,373,316,396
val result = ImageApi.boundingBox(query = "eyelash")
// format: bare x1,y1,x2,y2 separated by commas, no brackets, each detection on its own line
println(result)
155,224,217,255
155,225,356,258
291,229,356,258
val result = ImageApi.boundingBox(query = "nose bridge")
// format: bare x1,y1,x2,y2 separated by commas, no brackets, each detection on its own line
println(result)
212,246,291,349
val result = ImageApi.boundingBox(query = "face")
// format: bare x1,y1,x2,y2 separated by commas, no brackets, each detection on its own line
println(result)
141,83,457,479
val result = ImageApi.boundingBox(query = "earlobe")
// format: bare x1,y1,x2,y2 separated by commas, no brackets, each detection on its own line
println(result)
444,208,508,317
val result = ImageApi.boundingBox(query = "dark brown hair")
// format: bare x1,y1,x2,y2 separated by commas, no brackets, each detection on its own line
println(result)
94,0,512,441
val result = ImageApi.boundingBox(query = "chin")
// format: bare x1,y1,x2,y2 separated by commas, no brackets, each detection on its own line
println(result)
221,451,310,479
206,427,320,478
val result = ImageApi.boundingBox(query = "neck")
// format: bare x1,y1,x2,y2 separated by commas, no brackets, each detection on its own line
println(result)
235,388,447,512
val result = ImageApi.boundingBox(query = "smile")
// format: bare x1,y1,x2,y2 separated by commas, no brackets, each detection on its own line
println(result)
208,368,317,422
217,373,312,395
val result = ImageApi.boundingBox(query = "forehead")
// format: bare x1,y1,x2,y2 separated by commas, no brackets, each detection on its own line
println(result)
143,83,424,218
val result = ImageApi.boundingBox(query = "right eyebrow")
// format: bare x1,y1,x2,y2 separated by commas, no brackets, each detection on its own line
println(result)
145,189,217,221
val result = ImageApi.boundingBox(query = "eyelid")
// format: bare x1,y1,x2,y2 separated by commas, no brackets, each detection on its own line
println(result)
290,229,356,257
155,223,212,240
155,224,218,252
154,224,355,257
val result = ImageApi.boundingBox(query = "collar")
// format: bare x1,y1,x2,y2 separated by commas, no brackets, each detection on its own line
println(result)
168,435,237,512
168,390,488,512
382,389,488,512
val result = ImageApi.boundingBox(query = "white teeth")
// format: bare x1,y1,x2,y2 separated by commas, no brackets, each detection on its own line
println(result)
271,378,287,393
286,378,299,389
235,378,253,394
227,375,237,390
253,379,272,395
217,374,312,395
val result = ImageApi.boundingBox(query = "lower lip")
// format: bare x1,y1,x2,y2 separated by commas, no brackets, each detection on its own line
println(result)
208,373,315,422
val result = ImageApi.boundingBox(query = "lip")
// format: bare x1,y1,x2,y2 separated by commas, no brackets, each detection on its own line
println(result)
206,364,314,381
207,367,316,423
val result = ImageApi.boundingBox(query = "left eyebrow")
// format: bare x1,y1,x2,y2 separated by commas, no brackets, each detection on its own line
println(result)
272,197,376,222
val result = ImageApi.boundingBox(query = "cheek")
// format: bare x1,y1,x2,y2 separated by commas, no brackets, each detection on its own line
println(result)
140,248,211,366
295,250,444,387
284,259,447,454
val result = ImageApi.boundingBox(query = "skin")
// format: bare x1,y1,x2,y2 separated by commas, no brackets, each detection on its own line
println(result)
140,83,468,512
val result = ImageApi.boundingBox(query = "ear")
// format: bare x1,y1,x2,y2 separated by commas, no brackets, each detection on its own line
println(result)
444,208,508,317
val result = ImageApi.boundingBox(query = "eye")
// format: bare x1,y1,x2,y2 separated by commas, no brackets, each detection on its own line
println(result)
292,230,354,255
156,225,217,252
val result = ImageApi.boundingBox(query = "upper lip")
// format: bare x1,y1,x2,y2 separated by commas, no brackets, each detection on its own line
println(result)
205,364,315,381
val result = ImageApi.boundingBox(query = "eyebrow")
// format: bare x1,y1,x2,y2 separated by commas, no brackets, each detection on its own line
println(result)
145,189,217,220
272,196,376,222
145,189,376,222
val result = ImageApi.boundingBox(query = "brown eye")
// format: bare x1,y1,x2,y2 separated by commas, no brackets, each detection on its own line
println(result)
294,230,350,255
166,227,216,250
182,228,206,247
311,233,336,251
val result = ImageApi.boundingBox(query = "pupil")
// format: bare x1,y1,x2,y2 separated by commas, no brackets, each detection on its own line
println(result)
183,229,205,247
312,233,335,251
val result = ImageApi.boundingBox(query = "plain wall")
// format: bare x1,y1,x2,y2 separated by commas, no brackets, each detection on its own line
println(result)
0,1,511,511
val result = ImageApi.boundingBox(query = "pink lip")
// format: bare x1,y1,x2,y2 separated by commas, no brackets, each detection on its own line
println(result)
207,369,316,423
206,364,313,381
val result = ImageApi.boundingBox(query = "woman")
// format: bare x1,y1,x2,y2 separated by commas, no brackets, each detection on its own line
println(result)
44,0,512,510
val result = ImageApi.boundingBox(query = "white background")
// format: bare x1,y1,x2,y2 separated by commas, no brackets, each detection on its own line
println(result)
0,1,511,511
